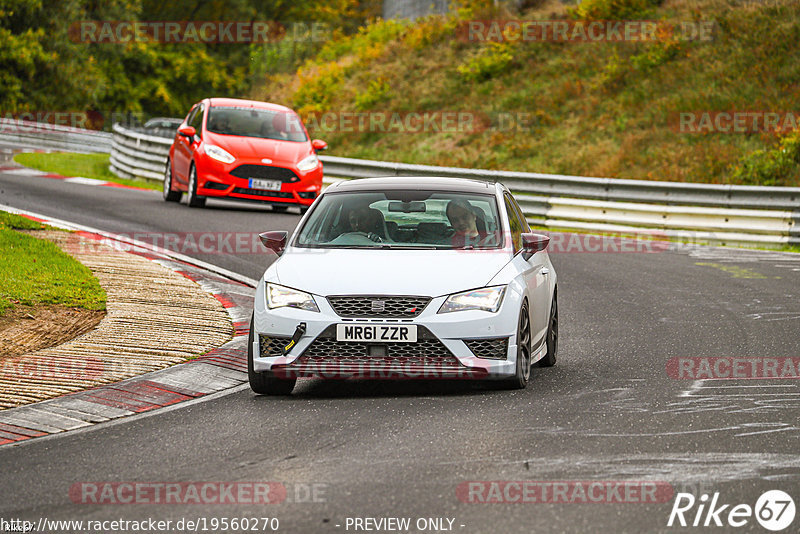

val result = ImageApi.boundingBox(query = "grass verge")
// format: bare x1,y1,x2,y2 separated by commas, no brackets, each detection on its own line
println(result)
13,152,161,191
0,212,106,315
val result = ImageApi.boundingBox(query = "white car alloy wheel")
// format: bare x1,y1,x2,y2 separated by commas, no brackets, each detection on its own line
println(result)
507,300,532,389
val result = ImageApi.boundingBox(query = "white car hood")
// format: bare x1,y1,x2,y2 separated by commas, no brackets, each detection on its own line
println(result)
273,248,512,297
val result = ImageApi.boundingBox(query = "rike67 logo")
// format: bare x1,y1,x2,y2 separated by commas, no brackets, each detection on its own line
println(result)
668,490,795,531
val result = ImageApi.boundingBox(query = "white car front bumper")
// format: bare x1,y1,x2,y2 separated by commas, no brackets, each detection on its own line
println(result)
251,283,527,379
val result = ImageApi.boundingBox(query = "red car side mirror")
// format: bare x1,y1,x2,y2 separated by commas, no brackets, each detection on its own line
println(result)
178,125,196,138
259,231,288,256
521,233,550,260
311,139,328,152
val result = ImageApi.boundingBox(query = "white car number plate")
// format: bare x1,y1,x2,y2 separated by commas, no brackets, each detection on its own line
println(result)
336,324,417,343
249,178,282,191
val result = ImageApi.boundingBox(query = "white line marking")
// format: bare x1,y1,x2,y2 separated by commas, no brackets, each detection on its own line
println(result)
63,176,108,185
684,393,800,397
677,379,706,397
0,205,257,287
701,384,796,389
0,205,257,446
735,427,798,437
3,168,46,176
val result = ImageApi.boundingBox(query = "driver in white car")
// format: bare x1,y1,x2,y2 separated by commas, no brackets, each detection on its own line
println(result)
346,206,384,242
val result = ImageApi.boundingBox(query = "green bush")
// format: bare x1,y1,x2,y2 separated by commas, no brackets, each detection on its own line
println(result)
730,131,800,186
457,42,514,82
571,0,659,20
596,38,681,92
249,38,323,79
316,18,408,63
596,47,629,90
402,14,460,50
0,27,53,109
354,78,393,110
630,41,682,71
292,62,345,114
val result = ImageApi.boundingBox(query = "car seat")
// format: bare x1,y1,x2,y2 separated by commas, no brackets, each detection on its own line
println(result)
364,208,388,239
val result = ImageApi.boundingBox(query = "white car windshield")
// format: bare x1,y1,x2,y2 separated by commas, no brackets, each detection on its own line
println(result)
295,191,504,249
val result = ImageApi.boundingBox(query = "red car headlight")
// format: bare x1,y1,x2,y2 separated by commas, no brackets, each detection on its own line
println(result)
297,153,319,172
205,144,236,164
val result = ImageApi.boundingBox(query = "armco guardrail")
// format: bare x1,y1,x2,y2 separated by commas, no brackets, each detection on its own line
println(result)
316,158,800,247
321,155,800,245
0,118,112,153
110,124,171,182
320,155,800,211
12,122,800,247
105,123,798,247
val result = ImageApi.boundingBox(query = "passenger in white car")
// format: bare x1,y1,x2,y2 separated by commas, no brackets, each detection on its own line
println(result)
446,198,491,248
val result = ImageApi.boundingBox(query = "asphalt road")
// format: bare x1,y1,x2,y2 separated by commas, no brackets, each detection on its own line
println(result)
1,160,799,533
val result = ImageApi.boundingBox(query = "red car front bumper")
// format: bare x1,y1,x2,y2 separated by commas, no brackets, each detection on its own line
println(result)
195,158,322,206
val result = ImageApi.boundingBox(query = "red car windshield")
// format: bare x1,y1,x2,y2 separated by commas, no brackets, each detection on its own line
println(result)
206,106,308,142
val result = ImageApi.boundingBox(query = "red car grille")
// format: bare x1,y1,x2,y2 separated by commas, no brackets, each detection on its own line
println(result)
232,188,293,198
230,164,298,182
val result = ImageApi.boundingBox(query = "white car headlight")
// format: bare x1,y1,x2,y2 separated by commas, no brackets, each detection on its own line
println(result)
438,286,507,314
205,144,235,164
297,153,319,172
266,283,319,312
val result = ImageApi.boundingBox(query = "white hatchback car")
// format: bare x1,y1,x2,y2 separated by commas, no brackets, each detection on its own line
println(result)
248,177,558,394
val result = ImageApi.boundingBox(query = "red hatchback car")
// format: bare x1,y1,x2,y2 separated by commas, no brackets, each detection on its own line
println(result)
164,98,327,212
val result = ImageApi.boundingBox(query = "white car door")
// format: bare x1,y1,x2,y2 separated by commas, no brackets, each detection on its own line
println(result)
504,193,549,346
